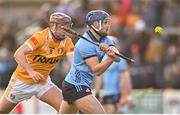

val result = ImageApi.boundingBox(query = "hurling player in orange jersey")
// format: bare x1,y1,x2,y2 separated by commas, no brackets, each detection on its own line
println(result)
0,12,74,113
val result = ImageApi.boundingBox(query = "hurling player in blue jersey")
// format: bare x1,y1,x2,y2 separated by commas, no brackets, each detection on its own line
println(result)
94,36,132,114
59,10,121,114
102,58,128,113
96,58,132,114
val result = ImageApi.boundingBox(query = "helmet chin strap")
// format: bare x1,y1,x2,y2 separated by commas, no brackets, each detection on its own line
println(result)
88,20,107,38
91,20,102,31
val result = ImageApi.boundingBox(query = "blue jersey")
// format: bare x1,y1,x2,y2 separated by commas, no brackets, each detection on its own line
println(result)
65,31,114,87
103,58,127,96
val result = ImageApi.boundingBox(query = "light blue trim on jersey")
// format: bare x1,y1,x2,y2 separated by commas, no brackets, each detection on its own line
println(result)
65,31,114,87
103,57,127,96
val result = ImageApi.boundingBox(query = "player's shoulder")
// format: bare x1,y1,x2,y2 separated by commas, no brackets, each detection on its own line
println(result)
32,28,49,41
104,36,112,40
65,36,73,42
64,36,74,48
74,39,95,54
77,37,94,49
33,28,48,37
78,32,94,45
28,28,49,46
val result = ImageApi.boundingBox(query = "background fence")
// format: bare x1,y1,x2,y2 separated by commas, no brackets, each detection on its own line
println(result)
1,89,180,114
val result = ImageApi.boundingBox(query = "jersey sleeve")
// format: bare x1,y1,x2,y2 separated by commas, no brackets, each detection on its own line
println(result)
105,37,114,46
118,59,127,71
102,54,108,61
25,33,45,51
102,56,127,72
78,39,97,59
65,38,74,54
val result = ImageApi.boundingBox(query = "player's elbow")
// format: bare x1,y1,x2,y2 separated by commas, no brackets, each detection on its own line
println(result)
94,72,102,76
93,70,103,76
95,75,102,77
91,68,101,76
91,66,105,76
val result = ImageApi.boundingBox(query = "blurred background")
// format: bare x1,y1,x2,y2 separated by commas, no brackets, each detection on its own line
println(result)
0,0,179,114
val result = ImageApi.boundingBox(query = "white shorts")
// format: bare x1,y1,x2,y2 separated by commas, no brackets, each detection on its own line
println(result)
5,77,55,103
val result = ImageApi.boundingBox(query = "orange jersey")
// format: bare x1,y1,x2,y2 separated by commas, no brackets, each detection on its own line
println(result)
13,28,74,84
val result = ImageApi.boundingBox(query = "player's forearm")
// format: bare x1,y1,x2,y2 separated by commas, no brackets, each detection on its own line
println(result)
93,57,113,76
14,50,33,74
108,54,120,62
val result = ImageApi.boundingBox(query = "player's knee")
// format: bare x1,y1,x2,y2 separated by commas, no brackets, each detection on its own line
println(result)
0,104,10,113
0,105,14,114
0,110,7,114
0,98,16,113
47,99,61,112
0,107,9,114
51,99,62,111
0,101,4,113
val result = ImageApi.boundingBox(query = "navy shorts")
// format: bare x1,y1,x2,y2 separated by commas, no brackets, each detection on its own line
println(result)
102,93,121,104
61,80,92,104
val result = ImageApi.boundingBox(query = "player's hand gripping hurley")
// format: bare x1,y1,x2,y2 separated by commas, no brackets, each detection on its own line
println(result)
61,26,135,63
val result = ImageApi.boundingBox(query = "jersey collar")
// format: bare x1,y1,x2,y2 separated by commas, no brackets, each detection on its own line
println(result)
87,30,103,43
